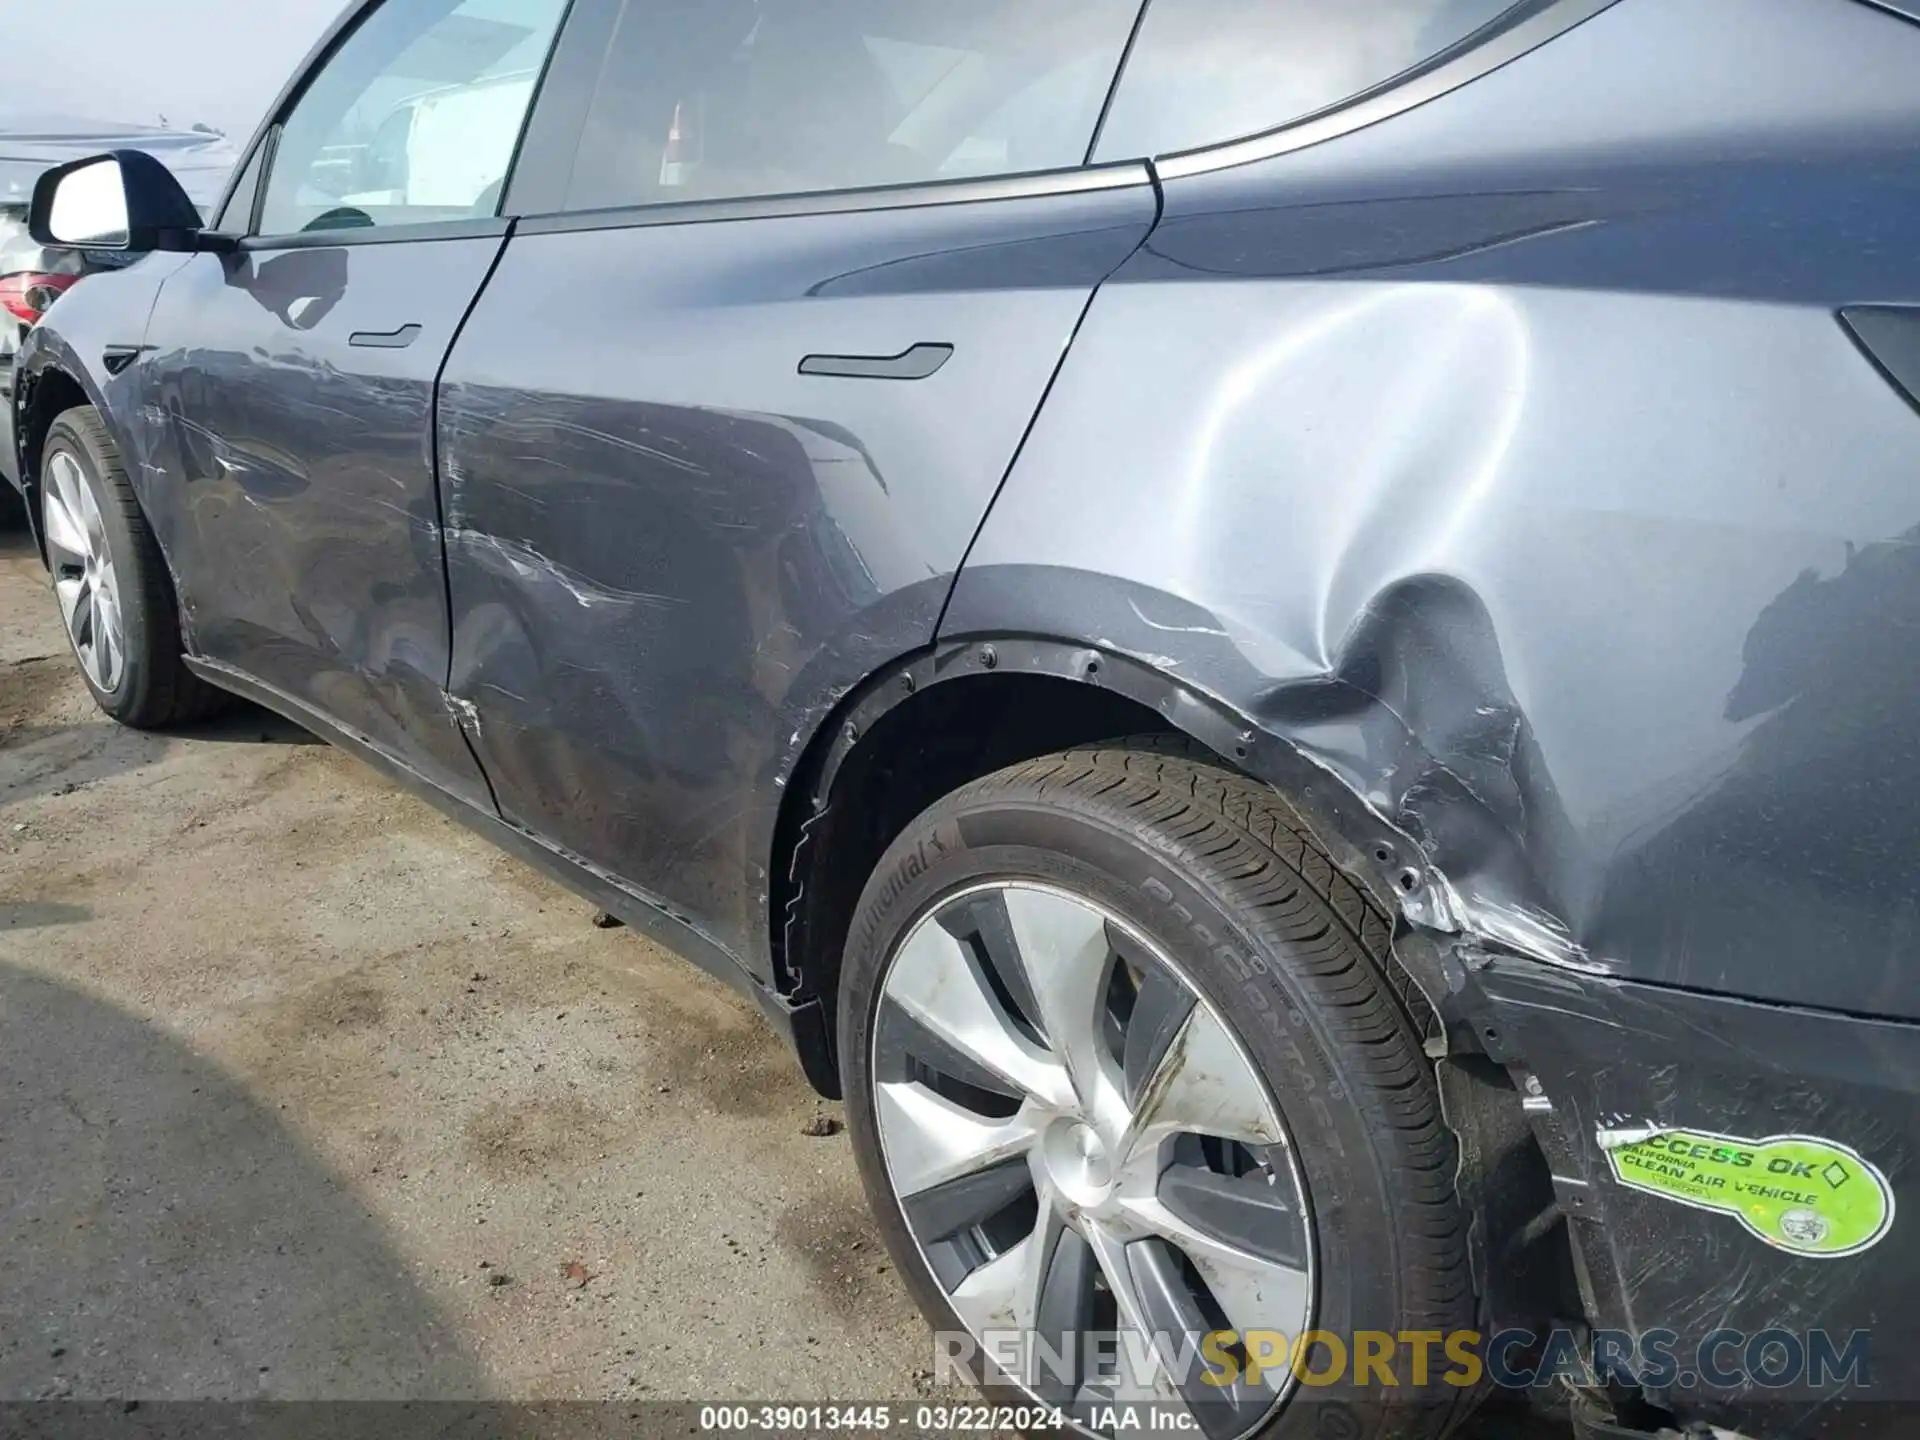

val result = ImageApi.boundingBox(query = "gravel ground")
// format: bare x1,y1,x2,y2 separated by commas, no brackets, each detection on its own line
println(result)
0,525,1563,1438
0,527,930,1407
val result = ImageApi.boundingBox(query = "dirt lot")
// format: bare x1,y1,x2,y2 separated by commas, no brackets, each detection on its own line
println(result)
0,527,936,1405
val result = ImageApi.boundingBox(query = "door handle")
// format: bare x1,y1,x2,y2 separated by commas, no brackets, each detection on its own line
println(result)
349,323,423,350
798,342,953,380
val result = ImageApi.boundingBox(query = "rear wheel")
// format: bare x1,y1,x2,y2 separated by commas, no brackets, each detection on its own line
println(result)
40,406,226,727
840,738,1473,1440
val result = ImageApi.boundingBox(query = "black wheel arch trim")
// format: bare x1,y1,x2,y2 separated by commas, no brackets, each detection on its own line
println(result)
16,323,214,666
12,335,121,567
769,632,1466,1053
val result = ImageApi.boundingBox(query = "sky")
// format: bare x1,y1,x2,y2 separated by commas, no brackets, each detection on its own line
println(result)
0,0,348,138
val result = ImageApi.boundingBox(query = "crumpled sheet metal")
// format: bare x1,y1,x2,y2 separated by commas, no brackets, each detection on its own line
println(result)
946,277,1920,1018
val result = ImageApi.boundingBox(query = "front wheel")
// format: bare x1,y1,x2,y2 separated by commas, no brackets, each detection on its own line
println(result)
40,405,226,727
840,739,1473,1440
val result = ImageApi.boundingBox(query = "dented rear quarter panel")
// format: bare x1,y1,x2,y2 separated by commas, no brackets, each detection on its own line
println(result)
941,9,1920,1423
948,0,1920,1021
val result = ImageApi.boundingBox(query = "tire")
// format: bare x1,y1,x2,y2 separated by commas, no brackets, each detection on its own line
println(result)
840,737,1474,1440
39,406,226,727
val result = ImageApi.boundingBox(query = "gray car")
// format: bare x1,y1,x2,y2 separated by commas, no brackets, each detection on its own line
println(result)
10,1,1920,1437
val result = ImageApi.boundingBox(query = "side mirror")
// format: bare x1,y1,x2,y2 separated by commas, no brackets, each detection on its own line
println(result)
29,149,227,254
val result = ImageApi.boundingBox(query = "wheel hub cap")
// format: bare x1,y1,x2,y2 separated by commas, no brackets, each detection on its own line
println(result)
873,882,1314,1439
1044,1120,1115,1208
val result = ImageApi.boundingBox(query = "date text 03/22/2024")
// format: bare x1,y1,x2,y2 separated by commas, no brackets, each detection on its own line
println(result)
698,1404,1086,1432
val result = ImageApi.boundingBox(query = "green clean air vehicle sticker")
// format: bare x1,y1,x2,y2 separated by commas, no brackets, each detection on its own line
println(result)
1599,1126,1895,1258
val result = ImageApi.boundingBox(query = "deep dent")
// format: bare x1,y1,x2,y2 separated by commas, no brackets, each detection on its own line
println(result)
949,257,1920,1020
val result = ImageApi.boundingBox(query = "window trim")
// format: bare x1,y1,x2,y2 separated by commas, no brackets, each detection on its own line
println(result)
1084,0,1155,165
514,159,1152,238
1856,0,1920,25
250,128,281,233
1129,0,1625,180
238,214,511,252
211,132,266,233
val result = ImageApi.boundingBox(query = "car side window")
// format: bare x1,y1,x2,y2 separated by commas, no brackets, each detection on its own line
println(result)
1093,0,1520,162
215,142,268,234
257,0,570,237
560,0,1144,215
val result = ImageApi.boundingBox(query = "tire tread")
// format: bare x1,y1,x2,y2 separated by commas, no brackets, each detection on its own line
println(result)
943,733,1474,1440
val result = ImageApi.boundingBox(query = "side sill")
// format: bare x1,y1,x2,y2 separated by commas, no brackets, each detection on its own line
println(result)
182,656,833,1084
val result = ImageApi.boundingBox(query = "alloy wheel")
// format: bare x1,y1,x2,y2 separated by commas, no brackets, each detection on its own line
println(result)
873,881,1314,1438
42,448,126,693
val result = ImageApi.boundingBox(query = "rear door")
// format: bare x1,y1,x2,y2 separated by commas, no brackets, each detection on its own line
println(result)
137,0,568,807
438,0,1155,960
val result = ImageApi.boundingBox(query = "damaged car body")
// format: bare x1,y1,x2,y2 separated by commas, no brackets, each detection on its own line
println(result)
12,0,1920,1436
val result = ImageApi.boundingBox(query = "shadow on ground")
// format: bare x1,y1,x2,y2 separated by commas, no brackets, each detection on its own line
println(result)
2,670,318,811
0,961,485,1402
173,701,323,747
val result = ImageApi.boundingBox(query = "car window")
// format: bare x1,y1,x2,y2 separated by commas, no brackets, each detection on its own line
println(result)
216,142,268,233
560,0,1143,215
1093,0,1520,162
258,0,570,237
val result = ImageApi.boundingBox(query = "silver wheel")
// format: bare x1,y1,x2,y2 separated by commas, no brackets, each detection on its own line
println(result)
873,881,1314,1439
43,448,126,693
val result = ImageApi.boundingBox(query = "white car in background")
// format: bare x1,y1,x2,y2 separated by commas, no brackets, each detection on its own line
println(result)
311,72,537,224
